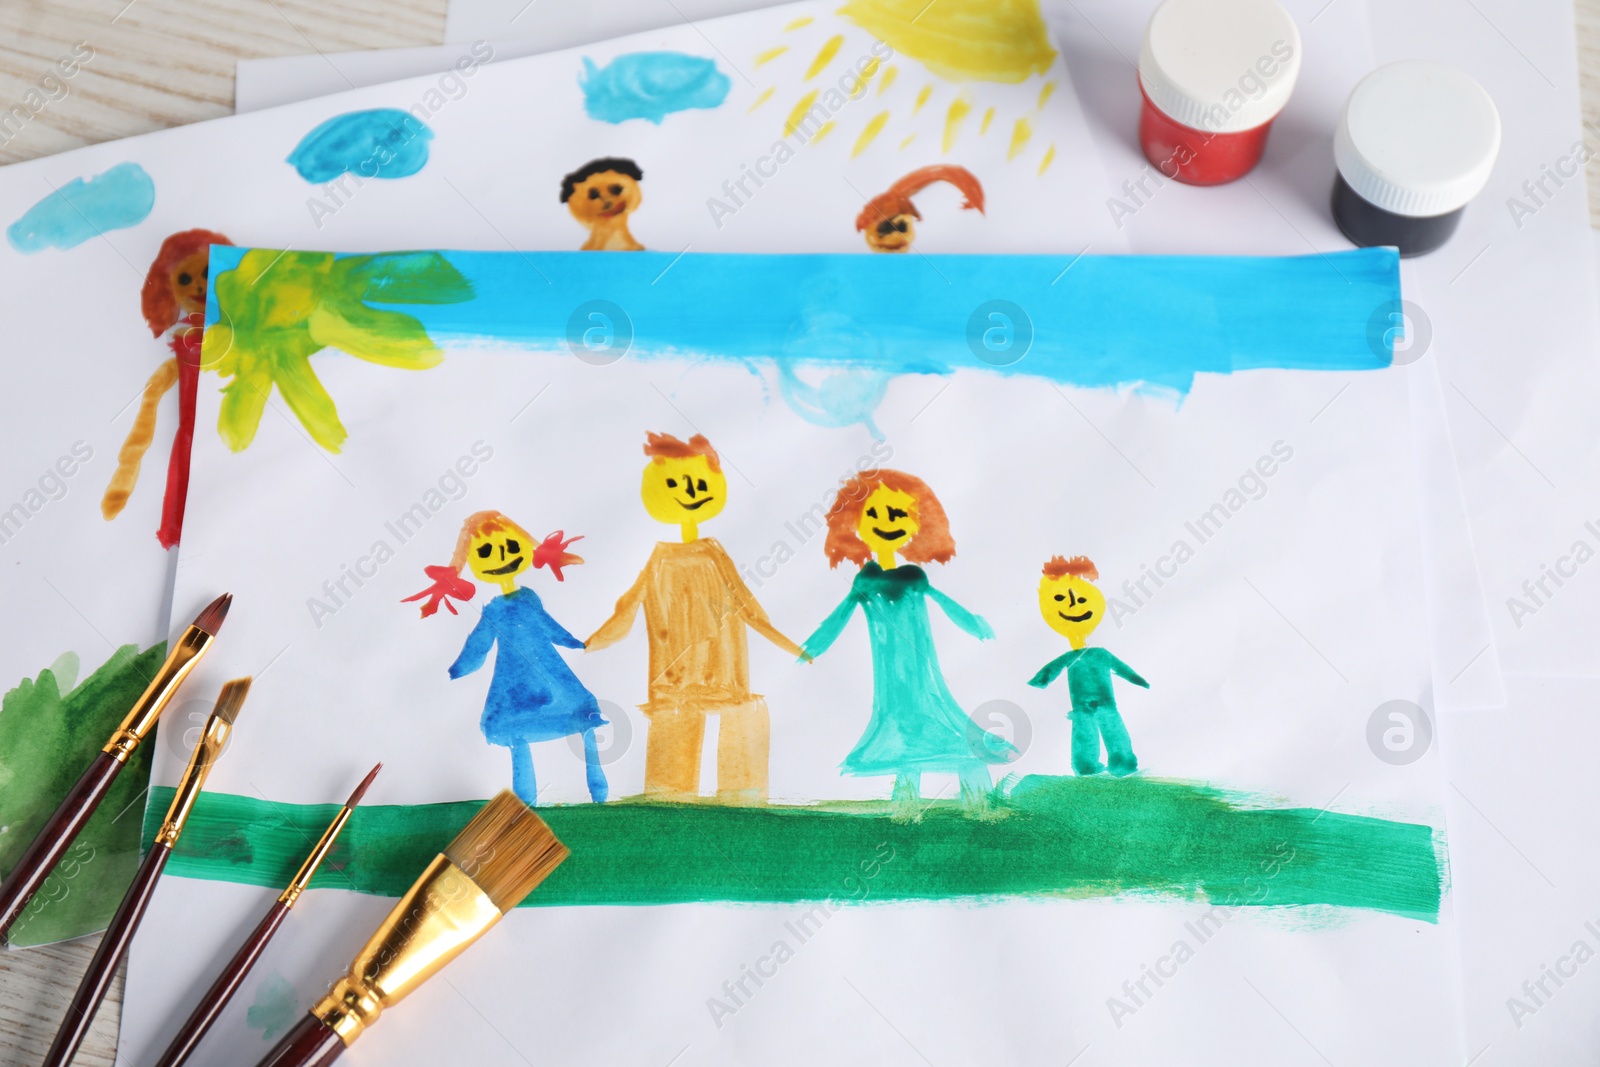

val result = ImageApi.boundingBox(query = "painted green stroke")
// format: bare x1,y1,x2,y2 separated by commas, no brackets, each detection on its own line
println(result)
145,774,1443,921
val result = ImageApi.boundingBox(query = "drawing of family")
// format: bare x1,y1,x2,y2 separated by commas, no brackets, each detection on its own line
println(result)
406,432,1148,813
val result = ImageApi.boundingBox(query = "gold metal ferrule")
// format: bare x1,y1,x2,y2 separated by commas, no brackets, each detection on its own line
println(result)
278,805,355,908
153,712,233,848
102,625,212,762
310,856,503,1045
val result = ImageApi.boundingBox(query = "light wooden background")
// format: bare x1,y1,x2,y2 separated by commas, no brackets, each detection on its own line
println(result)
2,1,1599,1064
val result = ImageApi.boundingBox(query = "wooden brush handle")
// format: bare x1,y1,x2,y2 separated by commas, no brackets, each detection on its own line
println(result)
42,841,171,1067
0,750,125,941
254,1012,347,1067
153,901,291,1067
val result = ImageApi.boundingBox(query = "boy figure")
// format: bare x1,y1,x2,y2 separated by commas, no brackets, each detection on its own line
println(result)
1027,556,1149,776
586,432,805,803
560,157,646,251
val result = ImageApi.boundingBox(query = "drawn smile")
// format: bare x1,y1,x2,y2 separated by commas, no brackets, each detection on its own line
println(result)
600,202,627,217
871,527,908,540
1058,609,1094,623
485,557,524,575
678,496,714,510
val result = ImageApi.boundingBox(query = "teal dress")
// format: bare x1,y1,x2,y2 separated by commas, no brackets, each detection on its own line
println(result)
803,563,1015,776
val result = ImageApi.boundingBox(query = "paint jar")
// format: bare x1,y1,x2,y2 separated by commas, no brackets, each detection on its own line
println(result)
1137,0,1302,186
1332,61,1501,257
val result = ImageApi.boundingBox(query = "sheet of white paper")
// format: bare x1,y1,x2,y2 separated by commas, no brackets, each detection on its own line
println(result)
442,0,779,48
235,41,532,113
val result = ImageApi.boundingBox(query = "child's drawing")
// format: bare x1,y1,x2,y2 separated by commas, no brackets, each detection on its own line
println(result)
561,157,646,251
586,433,806,804
286,109,434,183
205,250,472,452
837,0,1056,83
579,53,731,124
102,229,233,547
1028,556,1149,776
408,511,604,806
802,469,1013,817
856,165,984,252
6,162,155,253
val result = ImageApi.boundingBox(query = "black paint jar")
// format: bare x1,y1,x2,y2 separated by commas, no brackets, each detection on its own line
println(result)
1332,61,1500,257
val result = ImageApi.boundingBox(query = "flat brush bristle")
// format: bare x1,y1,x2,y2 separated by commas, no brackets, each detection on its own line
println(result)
211,677,252,725
445,790,569,912
345,762,382,808
191,593,233,635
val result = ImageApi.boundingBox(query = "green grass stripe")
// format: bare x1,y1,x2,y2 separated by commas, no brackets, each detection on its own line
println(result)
143,774,1444,921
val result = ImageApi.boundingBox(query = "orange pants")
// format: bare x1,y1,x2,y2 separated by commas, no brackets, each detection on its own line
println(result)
643,698,769,804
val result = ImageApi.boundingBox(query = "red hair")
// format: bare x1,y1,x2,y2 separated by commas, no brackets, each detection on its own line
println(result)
140,229,232,337
822,469,956,568
644,431,721,471
1042,555,1098,580
855,166,985,232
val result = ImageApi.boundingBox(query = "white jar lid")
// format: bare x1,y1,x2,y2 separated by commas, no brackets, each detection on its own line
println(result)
1139,0,1303,135
1335,61,1501,218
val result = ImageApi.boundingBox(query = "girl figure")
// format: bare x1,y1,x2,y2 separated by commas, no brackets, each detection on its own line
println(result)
405,511,606,806
802,470,1014,818
103,229,234,547
855,165,985,253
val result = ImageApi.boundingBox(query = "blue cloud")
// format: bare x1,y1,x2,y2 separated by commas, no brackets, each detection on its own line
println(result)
6,162,155,253
580,52,730,124
287,109,433,183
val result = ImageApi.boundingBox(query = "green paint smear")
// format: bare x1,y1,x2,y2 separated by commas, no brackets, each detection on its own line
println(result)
246,973,301,1042
144,774,1443,921
1,643,167,946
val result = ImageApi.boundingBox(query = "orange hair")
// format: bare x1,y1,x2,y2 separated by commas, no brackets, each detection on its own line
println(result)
449,510,534,572
855,165,986,232
823,469,956,568
1042,555,1098,580
644,431,721,472
140,229,233,337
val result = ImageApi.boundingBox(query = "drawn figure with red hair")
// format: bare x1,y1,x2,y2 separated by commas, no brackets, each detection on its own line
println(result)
102,228,233,547
855,165,985,253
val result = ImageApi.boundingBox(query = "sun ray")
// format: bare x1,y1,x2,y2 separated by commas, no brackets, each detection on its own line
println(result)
748,87,775,112
912,83,932,115
805,34,845,79
851,56,882,98
980,106,995,135
853,110,891,157
899,133,917,150
1037,80,1058,110
755,46,789,68
942,96,971,153
1038,143,1057,175
810,122,838,144
784,16,813,30
1007,117,1033,161
784,90,821,136
877,64,899,95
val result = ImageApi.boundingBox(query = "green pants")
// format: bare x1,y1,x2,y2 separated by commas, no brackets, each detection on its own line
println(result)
1070,704,1136,777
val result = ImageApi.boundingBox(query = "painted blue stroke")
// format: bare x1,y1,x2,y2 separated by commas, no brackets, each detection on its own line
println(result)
580,52,731,124
7,162,155,253
206,247,1400,427
287,109,433,183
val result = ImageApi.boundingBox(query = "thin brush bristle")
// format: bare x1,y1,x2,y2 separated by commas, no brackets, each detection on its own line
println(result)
191,593,233,635
345,762,382,808
445,790,569,912
211,677,252,725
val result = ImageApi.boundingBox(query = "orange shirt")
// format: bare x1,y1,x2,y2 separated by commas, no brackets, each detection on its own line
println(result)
587,538,801,712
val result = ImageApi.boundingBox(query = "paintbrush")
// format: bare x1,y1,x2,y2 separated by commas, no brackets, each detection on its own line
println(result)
254,789,569,1067
42,678,251,1067
0,592,232,941
152,762,383,1067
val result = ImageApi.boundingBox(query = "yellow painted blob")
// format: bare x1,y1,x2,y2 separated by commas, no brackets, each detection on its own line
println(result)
980,106,995,135
1037,80,1057,109
810,121,838,144
899,133,917,149
784,15,813,30
748,86,775,112
853,111,891,156
1039,572,1106,649
913,84,933,114
943,96,971,152
878,64,900,95
755,46,788,68
468,521,535,595
805,34,845,79
641,454,727,541
838,0,1057,83
856,484,920,568
1007,116,1032,160
785,89,821,136
852,56,882,98
1038,143,1056,175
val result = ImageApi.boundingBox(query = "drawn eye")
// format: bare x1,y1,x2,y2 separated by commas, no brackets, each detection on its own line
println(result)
1054,593,1065,601
895,220,909,233
177,272,192,286
477,543,493,558
609,184,623,195
866,507,878,519
887,507,907,521
505,539,521,554
588,188,601,200
696,479,707,492
876,221,894,236
665,478,678,489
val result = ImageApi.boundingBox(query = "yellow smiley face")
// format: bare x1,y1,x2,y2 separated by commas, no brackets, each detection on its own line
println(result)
468,528,530,585
1039,573,1106,646
856,484,920,560
640,454,727,525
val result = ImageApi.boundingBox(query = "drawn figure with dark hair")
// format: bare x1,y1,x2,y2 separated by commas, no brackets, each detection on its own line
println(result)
561,156,646,250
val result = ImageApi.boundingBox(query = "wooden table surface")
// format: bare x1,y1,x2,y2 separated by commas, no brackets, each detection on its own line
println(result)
1,1,1598,1063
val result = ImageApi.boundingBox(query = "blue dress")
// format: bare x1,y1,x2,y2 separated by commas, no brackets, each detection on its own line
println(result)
448,588,606,746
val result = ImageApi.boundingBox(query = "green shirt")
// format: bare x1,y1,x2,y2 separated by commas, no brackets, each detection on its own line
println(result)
1028,646,1148,713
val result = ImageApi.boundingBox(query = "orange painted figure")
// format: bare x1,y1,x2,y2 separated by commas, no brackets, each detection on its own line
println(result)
561,157,646,251
586,432,806,804
856,165,985,252
103,229,233,546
